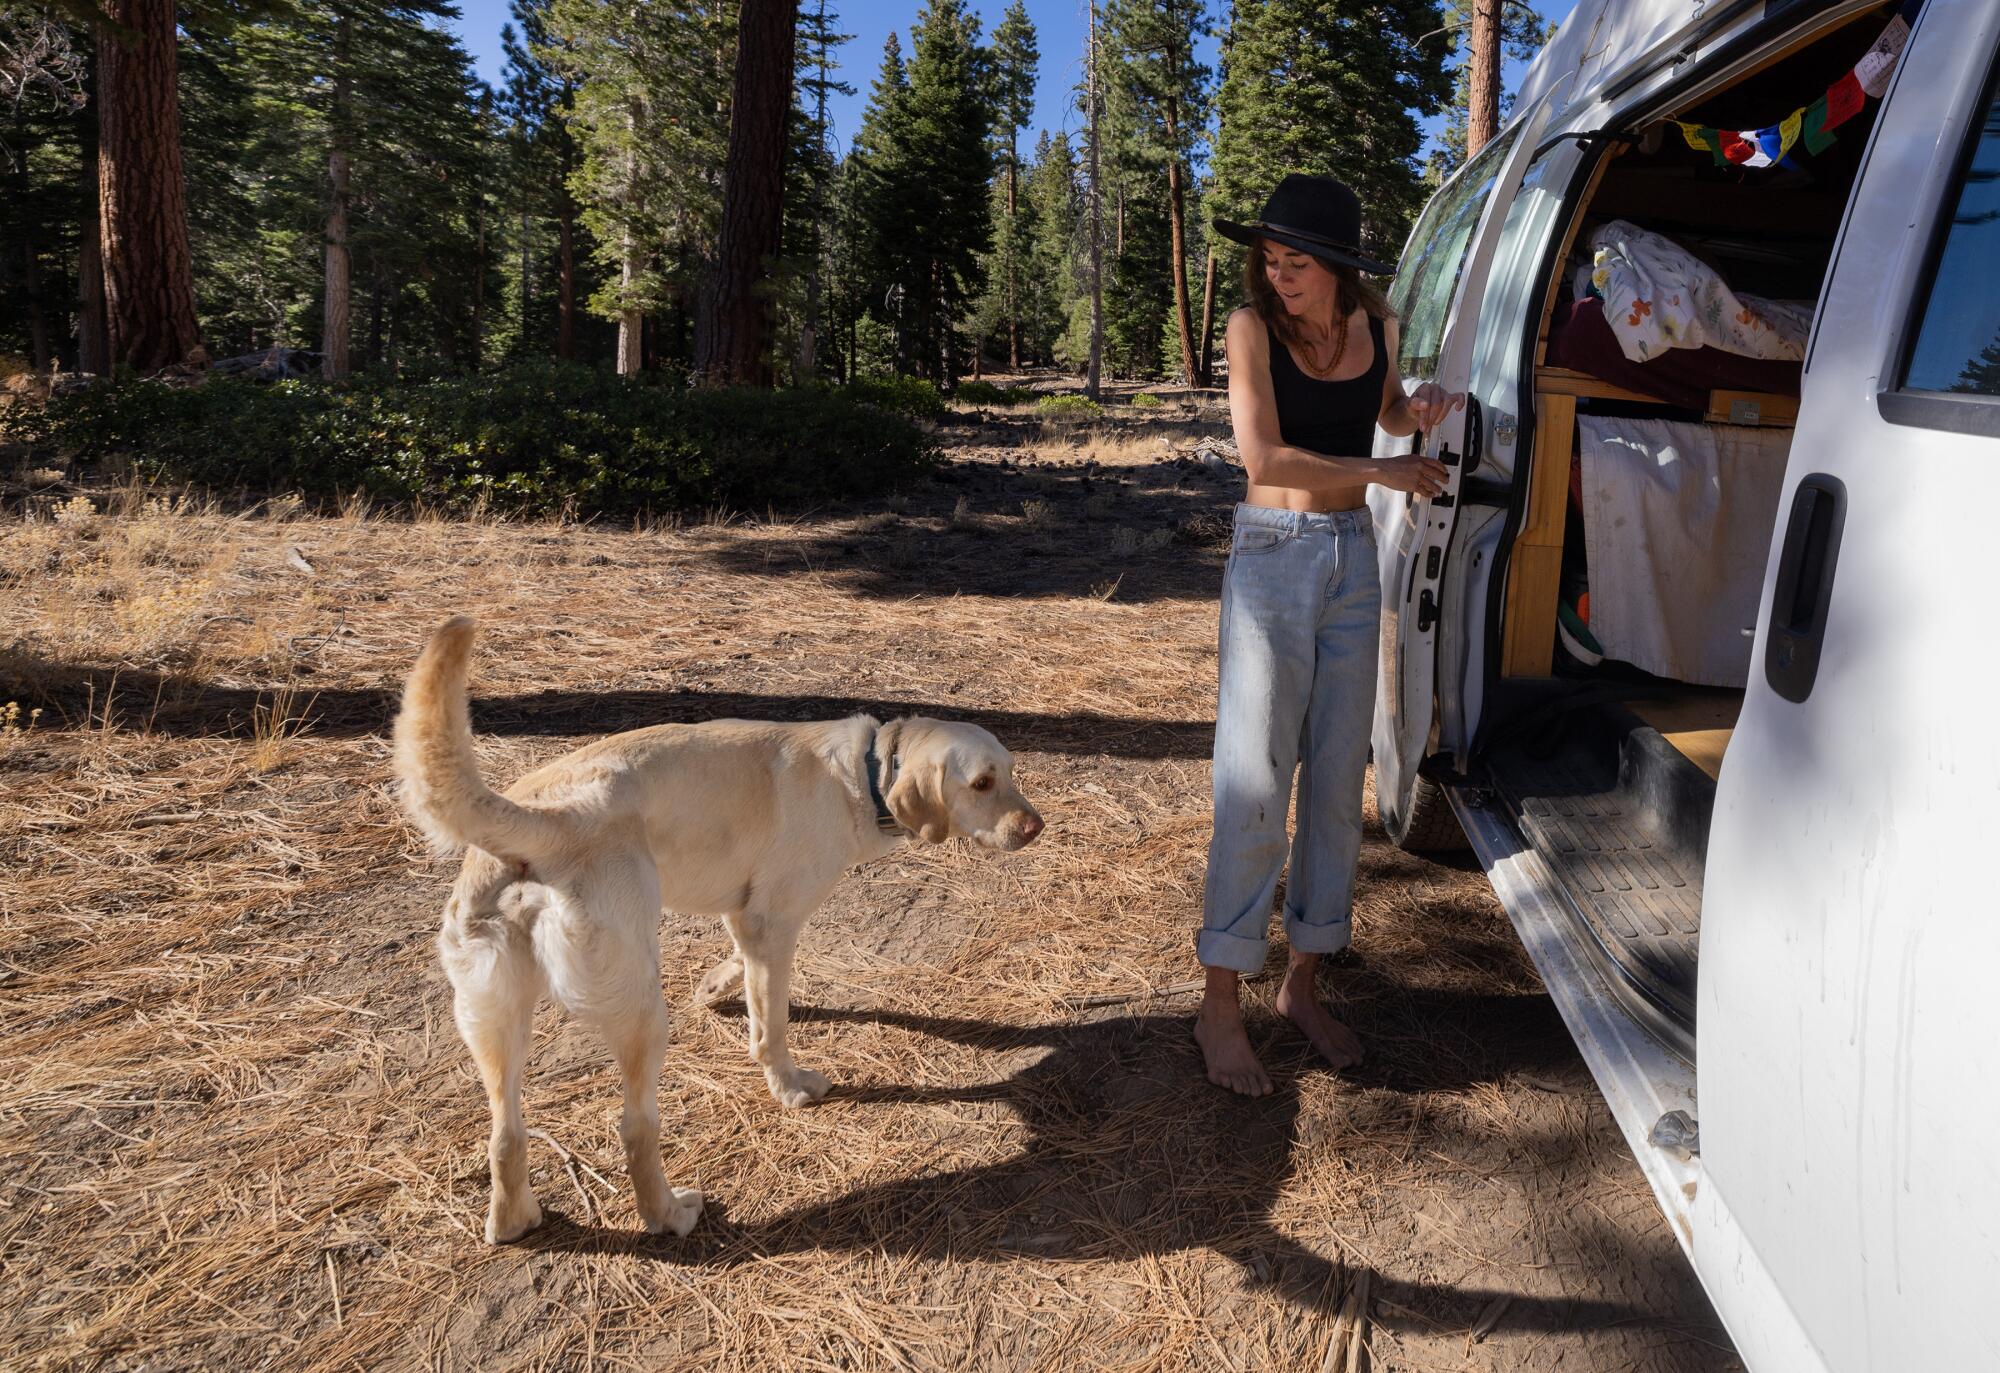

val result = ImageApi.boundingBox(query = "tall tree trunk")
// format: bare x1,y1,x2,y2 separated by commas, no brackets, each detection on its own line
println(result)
1006,140,1020,371
1084,0,1103,399
471,204,486,369
1163,93,1196,389
367,264,385,368
95,0,200,374
79,149,110,376
556,136,578,359
616,102,641,375
78,100,110,375
321,12,353,380
556,206,576,359
696,0,801,386
798,267,820,381
1197,248,1217,388
518,208,531,353
1467,0,1500,157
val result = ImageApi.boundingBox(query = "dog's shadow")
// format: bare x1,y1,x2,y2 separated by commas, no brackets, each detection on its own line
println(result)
522,994,1649,1331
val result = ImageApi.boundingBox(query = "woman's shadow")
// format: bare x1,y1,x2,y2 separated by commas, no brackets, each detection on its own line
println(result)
526,981,1645,1331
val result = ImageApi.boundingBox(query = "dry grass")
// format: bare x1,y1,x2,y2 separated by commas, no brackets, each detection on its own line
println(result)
0,434,1731,1371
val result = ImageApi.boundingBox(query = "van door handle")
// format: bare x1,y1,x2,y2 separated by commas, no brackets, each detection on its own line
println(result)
1765,474,1847,704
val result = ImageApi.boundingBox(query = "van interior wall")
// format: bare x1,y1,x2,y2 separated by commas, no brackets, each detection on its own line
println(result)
1497,3,1898,782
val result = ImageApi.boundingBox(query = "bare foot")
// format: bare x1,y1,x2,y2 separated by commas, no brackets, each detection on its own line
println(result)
1195,1004,1273,1097
1275,963,1364,1071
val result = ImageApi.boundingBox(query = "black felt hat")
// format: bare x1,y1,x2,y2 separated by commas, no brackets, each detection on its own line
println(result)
1213,175,1396,276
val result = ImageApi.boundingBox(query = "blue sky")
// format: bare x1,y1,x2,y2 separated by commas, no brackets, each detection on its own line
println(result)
448,0,1579,160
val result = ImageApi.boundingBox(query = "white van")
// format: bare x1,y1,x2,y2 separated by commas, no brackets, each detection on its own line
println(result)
1369,0,2000,1365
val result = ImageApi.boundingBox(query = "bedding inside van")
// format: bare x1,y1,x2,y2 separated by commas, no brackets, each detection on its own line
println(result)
1547,296,1804,408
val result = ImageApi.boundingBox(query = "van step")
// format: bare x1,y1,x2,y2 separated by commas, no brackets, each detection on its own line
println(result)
1488,707,1712,1036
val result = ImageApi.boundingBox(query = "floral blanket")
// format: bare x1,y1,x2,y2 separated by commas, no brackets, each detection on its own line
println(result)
1580,220,1815,366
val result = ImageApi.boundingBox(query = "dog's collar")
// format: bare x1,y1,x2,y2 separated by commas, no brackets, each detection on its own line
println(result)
864,733,905,835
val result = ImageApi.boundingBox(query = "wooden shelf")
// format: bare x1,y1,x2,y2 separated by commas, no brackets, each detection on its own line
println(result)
1536,367,1798,426
1534,366,1662,404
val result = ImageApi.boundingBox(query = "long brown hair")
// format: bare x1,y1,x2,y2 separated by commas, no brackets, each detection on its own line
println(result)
1242,239,1394,376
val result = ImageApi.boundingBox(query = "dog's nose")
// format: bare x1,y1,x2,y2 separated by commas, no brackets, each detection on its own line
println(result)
1018,811,1044,843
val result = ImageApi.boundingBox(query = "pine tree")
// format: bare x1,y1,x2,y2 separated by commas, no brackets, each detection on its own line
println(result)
0,6,86,370
843,34,912,369
1104,0,1210,384
501,0,587,359
898,0,992,383
846,3,991,384
986,0,1037,370
1209,0,1452,270
552,0,736,372
697,0,802,384
783,0,851,381
95,0,202,372
1425,0,1546,182
1022,129,1084,367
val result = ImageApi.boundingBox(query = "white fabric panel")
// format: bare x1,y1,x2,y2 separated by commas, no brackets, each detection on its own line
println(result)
1578,416,1791,687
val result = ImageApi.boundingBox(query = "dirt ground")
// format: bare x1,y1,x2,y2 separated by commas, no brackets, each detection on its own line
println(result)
0,387,1741,1371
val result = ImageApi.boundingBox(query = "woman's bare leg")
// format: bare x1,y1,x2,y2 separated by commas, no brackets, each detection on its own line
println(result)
1274,950,1363,1069
1194,964,1273,1096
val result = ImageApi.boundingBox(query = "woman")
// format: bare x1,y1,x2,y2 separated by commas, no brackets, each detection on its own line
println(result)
1195,175,1456,1097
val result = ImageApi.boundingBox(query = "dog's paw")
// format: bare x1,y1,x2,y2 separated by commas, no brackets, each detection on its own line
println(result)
485,1192,543,1244
642,1186,704,1237
695,957,744,1005
771,1068,831,1109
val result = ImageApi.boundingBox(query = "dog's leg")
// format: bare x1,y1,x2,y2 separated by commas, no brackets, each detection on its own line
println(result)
603,997,703,1237
694,947,744,1005
736,913,828,1109
554,859,703,1236
445,938,544,1244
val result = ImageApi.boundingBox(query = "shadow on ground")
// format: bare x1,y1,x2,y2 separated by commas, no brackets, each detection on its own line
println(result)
684,452,1240,603
520,988,1640,1342
0,660,1216,760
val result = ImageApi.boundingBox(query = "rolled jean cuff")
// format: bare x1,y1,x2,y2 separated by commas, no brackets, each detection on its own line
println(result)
1284,910,1353,956
1196,927,1268,974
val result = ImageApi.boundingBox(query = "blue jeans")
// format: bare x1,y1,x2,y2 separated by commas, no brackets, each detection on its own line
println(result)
1198,504,1381,974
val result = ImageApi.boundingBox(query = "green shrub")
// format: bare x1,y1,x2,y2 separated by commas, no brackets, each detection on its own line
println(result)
1036,394,1105,421
1129,393,1165,409
840,373,946,421
6,364,938,517
955,379,1035,407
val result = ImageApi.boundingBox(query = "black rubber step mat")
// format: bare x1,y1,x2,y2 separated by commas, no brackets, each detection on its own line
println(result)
1489,729,1704,1029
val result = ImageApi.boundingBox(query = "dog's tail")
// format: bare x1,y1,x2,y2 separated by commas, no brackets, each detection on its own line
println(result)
393,616,569,866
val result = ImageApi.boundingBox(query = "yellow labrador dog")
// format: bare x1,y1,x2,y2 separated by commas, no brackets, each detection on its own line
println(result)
394,616,1043,1243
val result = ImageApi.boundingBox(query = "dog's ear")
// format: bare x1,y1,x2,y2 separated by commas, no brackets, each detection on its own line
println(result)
887,758,951,844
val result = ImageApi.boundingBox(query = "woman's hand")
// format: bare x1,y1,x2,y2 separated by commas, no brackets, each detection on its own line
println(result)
1405,382,1465,432
1375,452,1451,499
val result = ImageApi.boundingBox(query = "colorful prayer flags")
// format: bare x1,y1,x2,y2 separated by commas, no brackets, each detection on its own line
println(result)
1824,69,1866,131
1659,6,1917,173
1856,14,1911,97
1778,109,1803,158
1801,93,1837,156
1675,122,1714,154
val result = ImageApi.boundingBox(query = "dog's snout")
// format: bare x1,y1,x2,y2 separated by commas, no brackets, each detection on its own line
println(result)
1016,810,1044,843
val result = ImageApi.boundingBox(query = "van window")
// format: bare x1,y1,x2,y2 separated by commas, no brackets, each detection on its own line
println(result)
1885,54,2000,439
1903,66,2000,397
1391,128,1522,379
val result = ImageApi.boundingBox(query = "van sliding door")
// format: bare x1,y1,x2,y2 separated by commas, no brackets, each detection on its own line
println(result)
1695,10,2000,1369
1370,98,1554,839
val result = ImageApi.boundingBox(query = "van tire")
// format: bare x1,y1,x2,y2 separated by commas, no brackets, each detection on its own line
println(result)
1387,776,1469,854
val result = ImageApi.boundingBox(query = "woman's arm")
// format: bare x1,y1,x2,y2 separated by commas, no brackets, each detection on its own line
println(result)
1376,317,1462,438
1226,310,1447,496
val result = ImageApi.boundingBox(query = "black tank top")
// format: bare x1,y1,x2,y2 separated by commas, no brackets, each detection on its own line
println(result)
1267,313,1388,457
